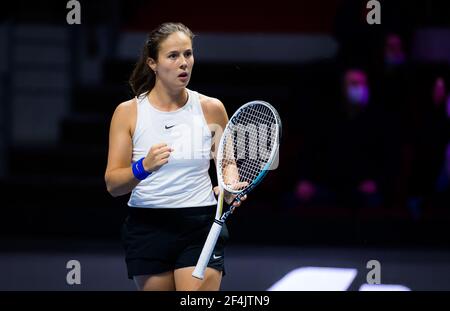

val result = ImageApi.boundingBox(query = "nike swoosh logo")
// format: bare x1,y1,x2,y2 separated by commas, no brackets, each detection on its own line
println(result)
213,254,222,259
165,125,176,129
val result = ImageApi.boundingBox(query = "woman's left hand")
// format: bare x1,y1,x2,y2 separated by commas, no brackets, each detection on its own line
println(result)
213,184,248,212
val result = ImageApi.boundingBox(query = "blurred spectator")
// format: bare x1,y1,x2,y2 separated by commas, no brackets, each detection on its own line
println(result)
344,68,370,111
430,93,450,208
377,32,416,155
408,75,450,217
384,33,407,68
433,77,447,107
291,68,401,210
327,69,379,208
379,33,412,111
432,141,450,209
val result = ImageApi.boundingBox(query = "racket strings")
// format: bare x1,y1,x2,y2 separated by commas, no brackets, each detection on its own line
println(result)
220,103,278,190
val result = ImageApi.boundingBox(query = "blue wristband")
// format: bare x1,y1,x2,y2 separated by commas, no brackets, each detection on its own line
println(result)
132,157,152,180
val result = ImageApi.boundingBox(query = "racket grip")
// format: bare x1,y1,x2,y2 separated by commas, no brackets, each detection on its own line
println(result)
192,221,223,280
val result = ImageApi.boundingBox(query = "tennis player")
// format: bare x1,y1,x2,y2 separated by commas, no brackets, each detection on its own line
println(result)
105,22,246,291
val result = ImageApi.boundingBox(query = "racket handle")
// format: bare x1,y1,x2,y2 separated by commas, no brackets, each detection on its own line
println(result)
192,221,223,280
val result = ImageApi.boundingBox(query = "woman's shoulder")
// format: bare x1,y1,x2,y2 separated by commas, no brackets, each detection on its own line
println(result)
196,92,228,126
115,97,137,112
197,92,225,115
110,98,138,133
112,97,138,120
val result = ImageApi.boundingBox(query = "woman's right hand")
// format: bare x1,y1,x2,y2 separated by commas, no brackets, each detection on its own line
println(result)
142,143,173,172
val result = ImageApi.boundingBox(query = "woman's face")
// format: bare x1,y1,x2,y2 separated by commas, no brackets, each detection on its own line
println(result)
149,31,194,90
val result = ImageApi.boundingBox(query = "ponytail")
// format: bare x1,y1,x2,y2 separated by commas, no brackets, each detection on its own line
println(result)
129,45,156,97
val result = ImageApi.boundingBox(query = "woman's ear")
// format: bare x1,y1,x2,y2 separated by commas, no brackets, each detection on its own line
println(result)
147,57,157,72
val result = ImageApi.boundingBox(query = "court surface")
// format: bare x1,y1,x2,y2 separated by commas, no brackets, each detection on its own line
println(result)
1,239,449,291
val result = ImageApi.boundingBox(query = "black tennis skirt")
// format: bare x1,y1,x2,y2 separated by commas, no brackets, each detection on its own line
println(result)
121,205,229,279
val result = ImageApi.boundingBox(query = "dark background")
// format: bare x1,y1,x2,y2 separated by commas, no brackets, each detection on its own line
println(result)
1,0,450,290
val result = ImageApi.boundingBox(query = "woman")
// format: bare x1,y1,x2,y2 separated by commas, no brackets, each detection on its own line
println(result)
104,22,245,291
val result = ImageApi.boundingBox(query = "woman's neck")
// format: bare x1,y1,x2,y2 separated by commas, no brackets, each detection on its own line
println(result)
149,82,188,112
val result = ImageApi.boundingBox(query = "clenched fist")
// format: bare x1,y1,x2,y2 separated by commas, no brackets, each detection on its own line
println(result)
142,143,173,173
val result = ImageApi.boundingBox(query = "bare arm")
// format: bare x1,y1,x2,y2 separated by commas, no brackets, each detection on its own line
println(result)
105,100,173,197
104,100,139,197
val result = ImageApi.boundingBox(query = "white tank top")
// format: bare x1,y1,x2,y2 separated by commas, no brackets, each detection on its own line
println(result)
128,89,217,208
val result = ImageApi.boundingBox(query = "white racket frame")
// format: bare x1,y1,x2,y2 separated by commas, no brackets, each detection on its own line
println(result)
192,100,281,280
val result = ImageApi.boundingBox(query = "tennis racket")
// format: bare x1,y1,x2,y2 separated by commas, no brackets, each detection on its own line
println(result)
192,100,282,279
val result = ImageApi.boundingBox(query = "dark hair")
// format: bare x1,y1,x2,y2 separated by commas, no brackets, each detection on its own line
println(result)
129,22,194,97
